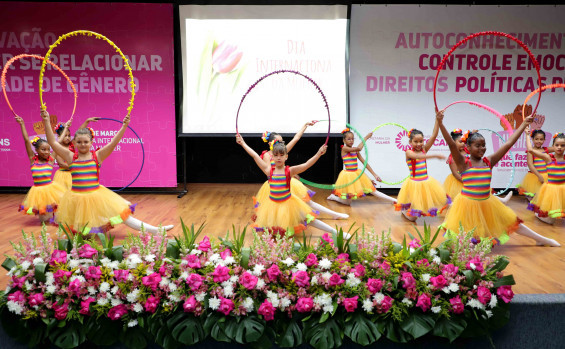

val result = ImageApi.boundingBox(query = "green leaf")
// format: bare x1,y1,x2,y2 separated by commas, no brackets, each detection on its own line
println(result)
233,316,265,344
463,270,476,287
112,246,124,261
85,317,120,346
57,239,70,252
304,316,343,349
438,248,450,263
400,313,435,339
348,244,358,261
384,319,412,343
319,312,329,324
486,301,511,331
121,326,148,349
275,318,303,348
240,247,251,269
433,316,466,343
392,242,402,254
155,326,180,349
344,312,381,346
48,322,86,349
493,275,515,287
171,315,205,345
489,257,510,273
166,240,180,259
1,258,16,272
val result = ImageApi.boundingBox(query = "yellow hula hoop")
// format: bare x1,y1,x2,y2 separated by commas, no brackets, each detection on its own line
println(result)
39,30,135,117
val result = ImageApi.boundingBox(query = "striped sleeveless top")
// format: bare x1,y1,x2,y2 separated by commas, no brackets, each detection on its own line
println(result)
461,158,491,200
530,148,548,174
70,154,100,192
269,171,291,202
547,155,565,185
406,157,428,181
343,152,358,172
31,162,53,186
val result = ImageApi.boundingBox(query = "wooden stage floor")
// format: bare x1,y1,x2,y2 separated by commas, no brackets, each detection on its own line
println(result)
1,183,564,294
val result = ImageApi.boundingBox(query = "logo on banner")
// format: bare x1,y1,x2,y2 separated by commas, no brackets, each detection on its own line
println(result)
395,130,410,151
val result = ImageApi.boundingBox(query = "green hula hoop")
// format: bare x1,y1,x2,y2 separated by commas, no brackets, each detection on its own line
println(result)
371,122,410,185
298,121,369,190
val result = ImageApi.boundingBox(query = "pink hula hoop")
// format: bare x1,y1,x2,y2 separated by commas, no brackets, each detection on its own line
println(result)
522,83,565,118
433,31,542,119
443,100,513,135
235,70,330,146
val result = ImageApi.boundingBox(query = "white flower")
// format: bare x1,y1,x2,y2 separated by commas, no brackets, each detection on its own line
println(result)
223,256,235,265
97,298,109,306
373,292,384,304
319,258,332,270
409,247,415,254
30,250,40,256
190,249,202,256
469,263,476,270
145,268,154,276
485,310,493,318
127,289,140,303
489,295,498,308
100,257,111,266
322,304,334,313
280,298,291,310
314,293,332,307
169,283,178,292
223,284,234,297
221,281,233,289
111,298,123,306
433,256,441,264
229,275,239,283
6,301,23,315
311,275,319,285
429,248,437,257
127,320,138,327
362,298,374,313
179,271,189,280
402,298,413,307
69,260,80,268
346,274,361,288
295,263,307,272
442,286,451,294
88,286,97,295
321,272,332,282
4,286,11,294
126,254,142,269
243,297,254,312
24,281,33,290
159,278,170,288
448,283,459,292
209,253,221,264
256,279,265,289
421,274,431,282
195,293,206,302
109,261,120,270
467,298,485,310
209,297,221,310
252,264,265,276
70,275,86,283
111,286,120,295
282,258,294,267
133,303,143,313
168,294,180,303
46,285,57,294
45,272,54,285
100,282,110,293
32,258,44,266
180,260,188,266
431,306,441,314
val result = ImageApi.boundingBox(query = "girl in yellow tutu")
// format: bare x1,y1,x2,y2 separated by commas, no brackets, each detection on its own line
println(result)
527,129,565,225
395,117,449,221
236,134,337,236
53,117,99,190
438,112,559,247
16,116,66,223
327,128,397,206
518,128,553,200
258,127,348,219
42,109,173,234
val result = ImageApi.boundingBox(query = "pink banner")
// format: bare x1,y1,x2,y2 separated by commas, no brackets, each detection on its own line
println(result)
0,2,176,187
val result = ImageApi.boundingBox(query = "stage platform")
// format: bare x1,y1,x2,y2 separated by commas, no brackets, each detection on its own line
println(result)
0,183,564,294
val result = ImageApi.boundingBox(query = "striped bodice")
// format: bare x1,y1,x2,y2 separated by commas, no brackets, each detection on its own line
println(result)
407,158,428,181
461,163,492,200
343,152,358,172
70,159,100,192
547,156,565,185
532,155,548,174
269,172,291,202
31,162,53,186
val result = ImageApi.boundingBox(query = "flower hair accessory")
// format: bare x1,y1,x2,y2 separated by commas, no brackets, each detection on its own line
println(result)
341,128,350,134
261,131,271,143
87,127,95,140
408,128,414,138
269,139,284,151
460,130,471,143
553,133,560,139
55,123,65,134
30,136,42,147
452,128,463,135
530,129,538,137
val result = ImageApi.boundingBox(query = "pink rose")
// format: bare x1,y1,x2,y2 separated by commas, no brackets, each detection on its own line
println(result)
50,250,67,265
377,296,393,313
416,293,431,312
343,296,358,312
430,275,448,290
108,304,128,320
85,266,102,280
239,272,258,290
304,253,318,267
266,264,281,282
218,297,234,316
258,300,276,321
379,261,391,274
144,295,160,313
11,276,25,289
68,279,82,296
8,291,25,303
183,295,198,313
79,297,96,315
220,248,232,260
212,41,243,74
497,285,514,303
400,272,416,289
477,286,492,305
28,293,44,307
466,256,484,273
336,253,350,263
212,265,230,283
366,278,384,294
353,264,366,277
329,273,344,287
292,271,310,288
416,259,429,267
296,297,314,313
142,272,162,291
449,295,464,314
53,269,72,284
198,236,211,252
186,273,204,291
78,244,98,259
408,239,421,248
442,264,459,276
114,269,130,282
53,302,69,320
185,254,201,269
321,233,334,246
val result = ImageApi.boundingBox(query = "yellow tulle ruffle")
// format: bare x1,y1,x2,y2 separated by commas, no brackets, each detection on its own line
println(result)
529,183,565,219
443,174,463,200
395,177,450,217
517,172,548,198
53,169,72,190
253,195,318,236
332,170,375,200
19,182,66,216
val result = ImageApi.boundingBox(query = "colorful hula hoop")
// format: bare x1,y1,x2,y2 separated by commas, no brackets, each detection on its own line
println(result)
371,122,410,185
443,101,514,135
235,70,330,146
39,30,135,117
96,118,144,192
433,31,542,117
298,121,368,190
522,83,565,117
2,54,77,118
477,128,515,196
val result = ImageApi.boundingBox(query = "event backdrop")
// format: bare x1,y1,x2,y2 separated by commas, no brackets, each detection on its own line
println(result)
0,2,176,187
350,4,565,188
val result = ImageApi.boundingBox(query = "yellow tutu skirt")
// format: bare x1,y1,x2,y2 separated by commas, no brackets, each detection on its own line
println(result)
441,194,522,245
528,183,565,219
395,177,451,217
443,174,463,200
332,170,375,200
255,178,315,204
53,169,72,190
517,172,548,198
253,195,317,236
56,185,135,234
19,182,66,216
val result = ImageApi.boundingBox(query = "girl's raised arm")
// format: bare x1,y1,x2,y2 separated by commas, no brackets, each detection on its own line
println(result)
342,132,372,153
489,116,533,166
96,115,128,163
236,134,270,176
437,110,467,173
424,117,440,152
290,144,327,176
287,121,314,152
16,116,35,164
525,126,552,164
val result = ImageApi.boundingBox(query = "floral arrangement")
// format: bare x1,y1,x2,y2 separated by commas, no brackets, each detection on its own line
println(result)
0,222,514,349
